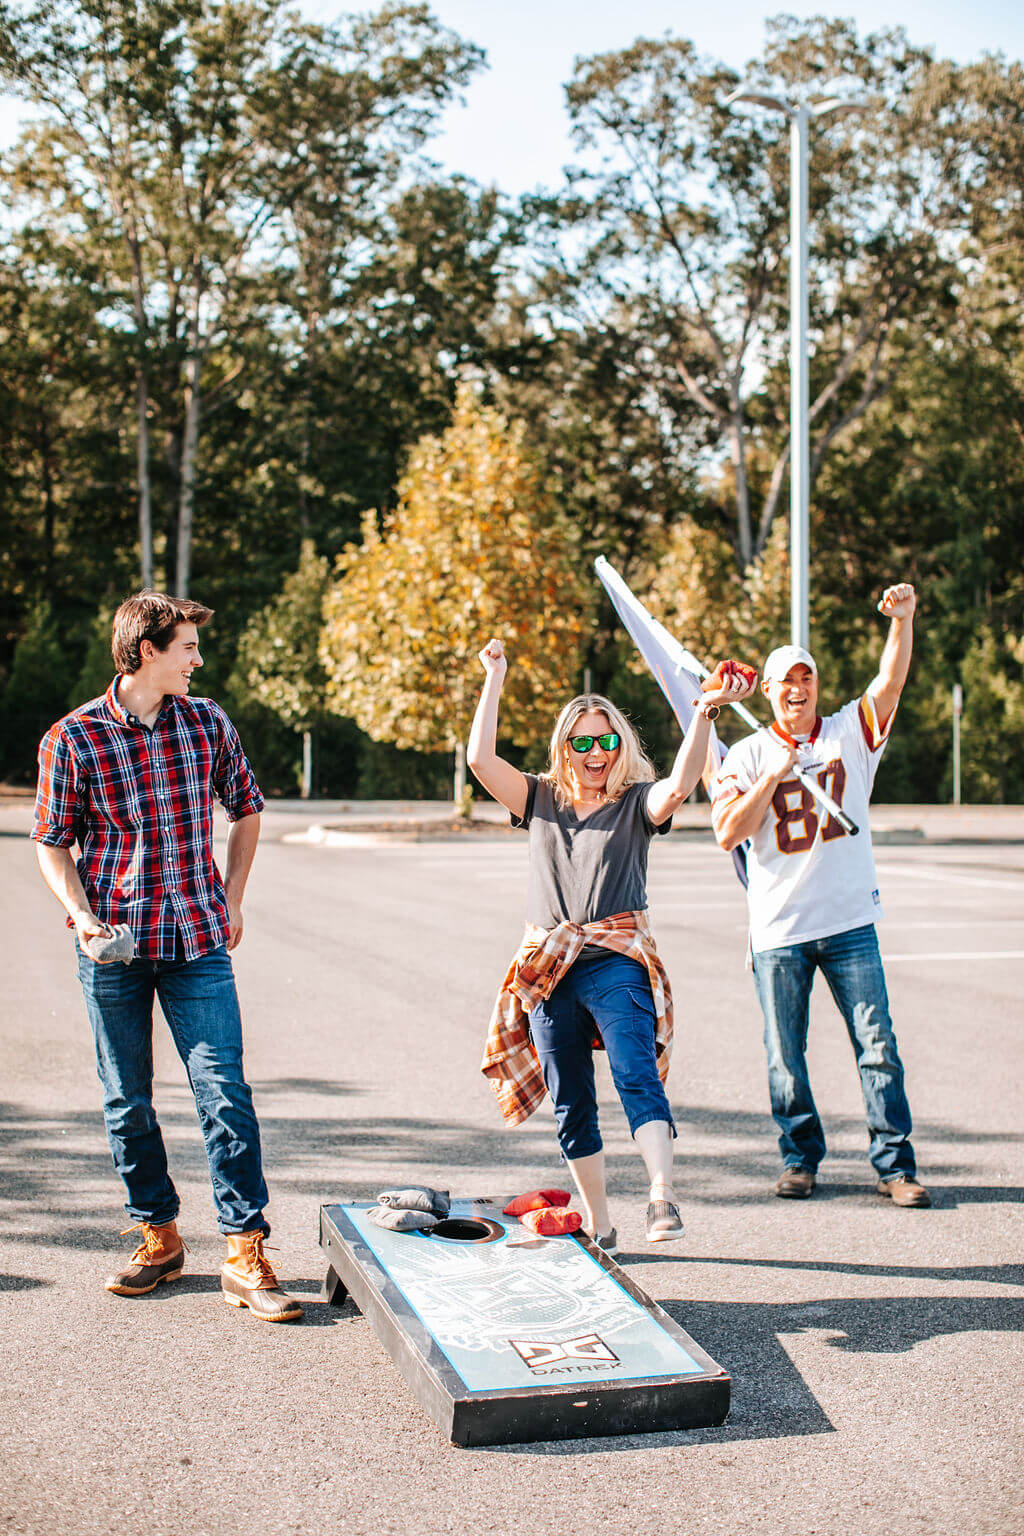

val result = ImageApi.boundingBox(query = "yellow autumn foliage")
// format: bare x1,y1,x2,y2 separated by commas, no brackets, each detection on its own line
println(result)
320,384,590,750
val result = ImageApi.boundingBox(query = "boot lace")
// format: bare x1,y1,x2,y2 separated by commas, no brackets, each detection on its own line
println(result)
244,1233,279,1288
119,1222,188,1264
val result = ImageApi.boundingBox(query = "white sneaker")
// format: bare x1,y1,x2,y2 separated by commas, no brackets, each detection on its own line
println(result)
645,1200,684,1243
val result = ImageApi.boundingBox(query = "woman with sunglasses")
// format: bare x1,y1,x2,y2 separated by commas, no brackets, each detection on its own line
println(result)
474,637,755,1253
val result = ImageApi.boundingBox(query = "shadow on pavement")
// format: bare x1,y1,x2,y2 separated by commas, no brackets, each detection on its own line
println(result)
4,1095,1021,1457
3,1096,1021,1250
163,1270,358,1328
925,1185,1024,1207
484,1285,1023,1456
624,1252,1024,1289
481,1282,840,1453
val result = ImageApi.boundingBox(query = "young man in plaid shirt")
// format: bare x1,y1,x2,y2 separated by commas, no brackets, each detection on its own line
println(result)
32,591,302,1321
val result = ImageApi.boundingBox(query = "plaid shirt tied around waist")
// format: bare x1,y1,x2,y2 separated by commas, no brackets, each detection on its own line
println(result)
31,679,264,961
480,909,674,1127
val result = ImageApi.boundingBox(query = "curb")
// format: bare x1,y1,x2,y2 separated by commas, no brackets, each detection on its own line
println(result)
284,824,518,848
283,823,943,850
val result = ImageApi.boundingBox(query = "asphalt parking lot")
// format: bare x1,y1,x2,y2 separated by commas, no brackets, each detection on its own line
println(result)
1,803,1022,1536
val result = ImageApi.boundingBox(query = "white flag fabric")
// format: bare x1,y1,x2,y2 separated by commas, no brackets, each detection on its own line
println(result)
594,555,748,887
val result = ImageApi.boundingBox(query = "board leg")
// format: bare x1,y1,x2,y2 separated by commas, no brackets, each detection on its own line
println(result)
322,1263,351,1307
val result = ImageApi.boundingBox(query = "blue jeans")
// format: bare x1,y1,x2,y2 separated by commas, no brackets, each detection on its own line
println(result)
76,943,270,1234
751,924,916,1181
528,950,675,1161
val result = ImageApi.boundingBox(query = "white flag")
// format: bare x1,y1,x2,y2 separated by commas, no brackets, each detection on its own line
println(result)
595,555,748,886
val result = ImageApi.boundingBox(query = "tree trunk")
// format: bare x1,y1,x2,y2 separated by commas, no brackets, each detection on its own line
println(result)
164,422,182,589
126,232,154,588
729,411,753,569
136,363,153,588
453,739,467,803
301,729,313,800
38,414,56,584
175,272,205,597
299,295,321,541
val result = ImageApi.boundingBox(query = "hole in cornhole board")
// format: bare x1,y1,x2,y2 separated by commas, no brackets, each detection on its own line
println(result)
428,1217,503,1244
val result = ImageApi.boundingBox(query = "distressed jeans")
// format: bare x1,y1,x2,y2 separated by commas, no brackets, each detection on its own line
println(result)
76,942,270,1234
751,923,916,1181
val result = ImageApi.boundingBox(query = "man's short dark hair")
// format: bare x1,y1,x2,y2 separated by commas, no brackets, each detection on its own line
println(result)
111,591,214,674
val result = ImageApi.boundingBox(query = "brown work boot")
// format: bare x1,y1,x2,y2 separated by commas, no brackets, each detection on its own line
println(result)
774,1167,816,1199
105,1221,185,1296
221,1231,303,1322
876,1175,931,1208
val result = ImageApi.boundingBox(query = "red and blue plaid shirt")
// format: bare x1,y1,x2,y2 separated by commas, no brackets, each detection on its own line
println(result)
32,678,264,960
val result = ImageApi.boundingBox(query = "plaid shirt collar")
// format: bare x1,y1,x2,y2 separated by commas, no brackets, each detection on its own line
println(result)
106,676,176,731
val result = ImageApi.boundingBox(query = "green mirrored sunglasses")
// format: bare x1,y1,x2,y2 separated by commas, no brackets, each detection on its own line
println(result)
568,732,620,753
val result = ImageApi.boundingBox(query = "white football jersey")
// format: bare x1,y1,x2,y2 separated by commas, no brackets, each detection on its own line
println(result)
711,695,894,953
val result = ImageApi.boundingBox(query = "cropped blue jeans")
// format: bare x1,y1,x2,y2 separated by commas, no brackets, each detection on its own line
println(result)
528,949,675,1161
76,942,270,1235
751,923,916,1181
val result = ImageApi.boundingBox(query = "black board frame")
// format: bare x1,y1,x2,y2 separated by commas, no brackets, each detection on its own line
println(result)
319,1201,730,1447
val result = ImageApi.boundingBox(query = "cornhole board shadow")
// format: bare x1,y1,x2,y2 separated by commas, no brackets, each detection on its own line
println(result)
320,1198,730,1447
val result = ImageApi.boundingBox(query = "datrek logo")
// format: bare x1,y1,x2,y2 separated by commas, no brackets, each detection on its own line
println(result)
509,1333,621,1375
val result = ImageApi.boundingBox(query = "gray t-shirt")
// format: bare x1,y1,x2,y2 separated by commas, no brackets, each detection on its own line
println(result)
513,774,671,929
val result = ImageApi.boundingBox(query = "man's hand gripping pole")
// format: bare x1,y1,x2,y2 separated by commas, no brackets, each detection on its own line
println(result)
678,648,859,837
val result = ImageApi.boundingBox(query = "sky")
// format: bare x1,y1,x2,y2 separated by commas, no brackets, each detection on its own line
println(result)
3,2,1023,192
321,0,1024,197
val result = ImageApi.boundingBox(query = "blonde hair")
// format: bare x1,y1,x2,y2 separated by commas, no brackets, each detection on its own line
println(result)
543,694,655,809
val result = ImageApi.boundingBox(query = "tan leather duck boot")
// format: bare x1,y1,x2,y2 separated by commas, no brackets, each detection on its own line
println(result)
105,1221,185,1296
221,1232,303,1323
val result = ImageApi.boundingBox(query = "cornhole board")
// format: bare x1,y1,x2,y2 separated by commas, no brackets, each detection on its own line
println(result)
319,1198,730,1447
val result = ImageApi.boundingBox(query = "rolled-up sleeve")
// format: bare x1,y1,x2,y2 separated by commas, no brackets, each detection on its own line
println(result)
211,707,265,822
710,744,754,830
32,725,85,847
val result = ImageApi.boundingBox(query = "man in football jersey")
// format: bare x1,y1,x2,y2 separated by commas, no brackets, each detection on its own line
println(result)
711,584,929,1207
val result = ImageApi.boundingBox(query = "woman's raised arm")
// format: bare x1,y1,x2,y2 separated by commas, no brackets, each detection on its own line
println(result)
466,639,529,819
647,663,758,826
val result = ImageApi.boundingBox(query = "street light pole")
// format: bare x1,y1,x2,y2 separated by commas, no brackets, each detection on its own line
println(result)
724,85,867,649
790,105,810,649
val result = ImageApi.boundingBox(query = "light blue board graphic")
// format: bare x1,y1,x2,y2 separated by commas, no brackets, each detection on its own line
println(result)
345,1201,704,1393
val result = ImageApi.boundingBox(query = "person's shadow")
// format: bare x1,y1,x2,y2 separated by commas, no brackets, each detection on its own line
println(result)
483,1253,1024,1453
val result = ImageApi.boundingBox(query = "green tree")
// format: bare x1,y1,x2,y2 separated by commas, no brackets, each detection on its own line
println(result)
320,385,590,800
0,0,482,593
67,604,116,708
0,601,75,781
0,251,136,654
953,628,1024,804
526,19,961,570
234,540,330,798
490,294,706,577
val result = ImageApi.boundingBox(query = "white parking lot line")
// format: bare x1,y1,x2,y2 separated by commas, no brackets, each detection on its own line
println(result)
875,862,1023,891
881,950,1024,962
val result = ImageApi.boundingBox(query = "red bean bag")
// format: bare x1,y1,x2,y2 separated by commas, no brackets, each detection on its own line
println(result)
502,1188,572,1216
520,1206,583,1236
701,658,758,693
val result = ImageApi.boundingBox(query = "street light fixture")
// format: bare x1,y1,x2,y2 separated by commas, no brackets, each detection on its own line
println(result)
724,83,869,648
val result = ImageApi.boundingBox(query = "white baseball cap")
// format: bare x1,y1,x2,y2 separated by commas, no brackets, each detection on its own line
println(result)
763,645,817,685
